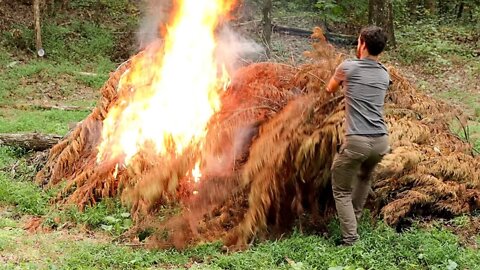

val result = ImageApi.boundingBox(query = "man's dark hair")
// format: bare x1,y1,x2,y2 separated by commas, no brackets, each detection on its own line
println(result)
359,26,388,56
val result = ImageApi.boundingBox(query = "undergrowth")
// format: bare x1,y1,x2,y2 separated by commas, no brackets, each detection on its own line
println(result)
0,147,131,236
393,19,478,73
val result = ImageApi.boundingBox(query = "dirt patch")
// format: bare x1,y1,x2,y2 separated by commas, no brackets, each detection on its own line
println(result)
3,71,99,106
0,1,33,33
0,225,111,266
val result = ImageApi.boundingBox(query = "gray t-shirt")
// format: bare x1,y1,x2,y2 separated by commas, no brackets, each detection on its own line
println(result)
334,58,390,136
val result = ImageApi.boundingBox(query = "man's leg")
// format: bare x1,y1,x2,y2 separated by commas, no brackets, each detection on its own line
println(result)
331,136,368,244
352,159,378,221
352,136,390,221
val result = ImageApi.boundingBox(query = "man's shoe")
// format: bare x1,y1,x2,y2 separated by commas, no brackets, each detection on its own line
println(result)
334,238,355,247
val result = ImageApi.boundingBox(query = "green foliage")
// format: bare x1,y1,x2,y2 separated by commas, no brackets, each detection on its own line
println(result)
0,147,52,216
0,217,17,229
62,199,133,236
394,21,478,70
74,57,114,89
0,48,11,65
436,88,480,154
0,173,50,216
0,58,112,105
0,147,132,235
1,21,114,64
69,0,133,17
2,219,479,269
315,0,345,23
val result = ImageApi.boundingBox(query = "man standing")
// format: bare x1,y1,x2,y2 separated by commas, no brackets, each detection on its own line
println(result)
326,26,391,246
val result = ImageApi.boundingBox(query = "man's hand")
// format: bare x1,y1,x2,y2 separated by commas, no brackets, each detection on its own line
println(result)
326,77,341,94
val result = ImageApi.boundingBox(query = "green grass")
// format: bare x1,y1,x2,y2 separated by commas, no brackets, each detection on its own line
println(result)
437,88,480,114
0,219,479,269
59,199,133,236
0,173,51,216
0,58,113,103
0,109,89,135
1,146,479,269
0,16,117,105
0,48,11,65
0,179,46,216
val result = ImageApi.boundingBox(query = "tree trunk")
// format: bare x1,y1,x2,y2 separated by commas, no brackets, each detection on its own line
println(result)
386,0,396,47
33,0,43,57
368,0,374,24
368,0,396,48
262,0,273,58
0,133,62,151
457,2,465,19
425,0,436,14
438,0,448,15
408,0,418,20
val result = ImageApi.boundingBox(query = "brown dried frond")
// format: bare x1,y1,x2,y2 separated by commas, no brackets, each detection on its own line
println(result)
36,34,480,250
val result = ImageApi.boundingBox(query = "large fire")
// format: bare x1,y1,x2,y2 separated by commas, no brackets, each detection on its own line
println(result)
97,0,236,165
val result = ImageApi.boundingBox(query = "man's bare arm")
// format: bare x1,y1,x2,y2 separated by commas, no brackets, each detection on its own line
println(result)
326,77,341,94
327,64,345,94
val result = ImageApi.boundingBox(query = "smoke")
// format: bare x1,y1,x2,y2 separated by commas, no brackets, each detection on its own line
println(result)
136,0,263,68
136,0,172,50
202,123,260,177
216,25,265,72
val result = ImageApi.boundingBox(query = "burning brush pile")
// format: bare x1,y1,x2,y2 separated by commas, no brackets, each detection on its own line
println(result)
35,0,480,250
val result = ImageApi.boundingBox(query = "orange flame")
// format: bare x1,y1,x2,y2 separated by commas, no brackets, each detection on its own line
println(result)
97,0,237,165
192,162,202,183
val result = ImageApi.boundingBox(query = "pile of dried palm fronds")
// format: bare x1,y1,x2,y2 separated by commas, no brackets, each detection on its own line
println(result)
36,28,480,249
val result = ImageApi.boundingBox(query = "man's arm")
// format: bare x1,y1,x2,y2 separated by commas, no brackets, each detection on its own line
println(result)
326,77,341,94
326,63,346,94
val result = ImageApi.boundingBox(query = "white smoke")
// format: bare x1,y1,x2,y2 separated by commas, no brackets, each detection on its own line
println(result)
216,25,264,72
136,0,172,50
136,0,263,68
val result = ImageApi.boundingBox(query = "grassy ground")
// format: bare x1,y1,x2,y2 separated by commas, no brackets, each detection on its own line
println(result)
1,166,479,269
0,2,479,269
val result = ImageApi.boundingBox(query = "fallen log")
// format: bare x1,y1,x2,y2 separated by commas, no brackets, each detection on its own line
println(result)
0,104,93,112
0,133,62,151
272,24,357,46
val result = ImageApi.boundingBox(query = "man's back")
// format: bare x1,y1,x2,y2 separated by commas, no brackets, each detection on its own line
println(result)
336,58,390,136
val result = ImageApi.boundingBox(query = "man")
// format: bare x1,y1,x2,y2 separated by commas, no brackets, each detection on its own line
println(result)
326,26,391,246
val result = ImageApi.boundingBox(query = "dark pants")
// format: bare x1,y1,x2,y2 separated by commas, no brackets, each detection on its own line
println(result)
331,135,390,244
